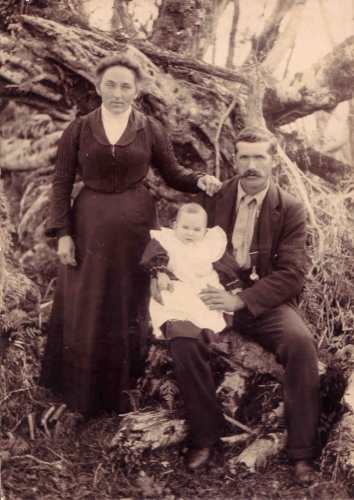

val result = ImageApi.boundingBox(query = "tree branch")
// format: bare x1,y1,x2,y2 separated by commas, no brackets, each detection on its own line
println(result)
18,15,250,87
264,35,354,125
278,131,354,184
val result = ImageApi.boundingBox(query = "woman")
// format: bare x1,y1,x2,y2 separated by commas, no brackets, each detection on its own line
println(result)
40,54,220,414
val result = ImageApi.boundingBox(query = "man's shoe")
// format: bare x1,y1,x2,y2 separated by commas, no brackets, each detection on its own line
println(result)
186,445,213,470
293,459,317,485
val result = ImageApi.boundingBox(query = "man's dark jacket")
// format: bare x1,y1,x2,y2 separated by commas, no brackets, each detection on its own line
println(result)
194,175,308,318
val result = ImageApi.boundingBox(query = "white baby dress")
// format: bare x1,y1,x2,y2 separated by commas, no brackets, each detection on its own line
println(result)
149,226,228,339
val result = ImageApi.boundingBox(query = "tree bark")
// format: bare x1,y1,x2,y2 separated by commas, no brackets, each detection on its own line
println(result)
3,15,354,131
264,35,354,125
150,0,229,60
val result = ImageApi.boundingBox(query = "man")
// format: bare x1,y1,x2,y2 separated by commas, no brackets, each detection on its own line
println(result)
174,127,319,484
165,127,319,484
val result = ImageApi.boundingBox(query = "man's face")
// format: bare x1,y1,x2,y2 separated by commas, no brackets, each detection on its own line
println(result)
173,211,207,244
235,141,277,195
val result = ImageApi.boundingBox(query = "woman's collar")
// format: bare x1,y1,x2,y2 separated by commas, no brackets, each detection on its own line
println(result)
87,106,147,146
101,104,132,122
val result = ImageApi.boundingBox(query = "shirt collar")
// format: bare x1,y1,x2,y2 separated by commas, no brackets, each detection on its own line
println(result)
237,179,270,208
101,104,132,122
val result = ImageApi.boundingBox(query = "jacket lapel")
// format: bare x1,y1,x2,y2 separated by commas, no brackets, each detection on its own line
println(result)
257,180,281,273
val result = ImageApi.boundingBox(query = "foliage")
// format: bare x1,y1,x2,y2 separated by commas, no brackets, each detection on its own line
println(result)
134,343,181,411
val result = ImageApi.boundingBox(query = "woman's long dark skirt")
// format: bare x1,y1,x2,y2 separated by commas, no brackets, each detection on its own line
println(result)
40,185,158,413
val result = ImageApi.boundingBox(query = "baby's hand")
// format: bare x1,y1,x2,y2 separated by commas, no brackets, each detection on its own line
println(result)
157,272,174,293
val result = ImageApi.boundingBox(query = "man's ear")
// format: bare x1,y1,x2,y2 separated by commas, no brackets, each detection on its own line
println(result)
95,82,101,96
172,221,177,229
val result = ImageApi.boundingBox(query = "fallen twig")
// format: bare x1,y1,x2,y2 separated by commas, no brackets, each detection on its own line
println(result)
221,433,250,445
41,405,56,437
27,412,35,440
9,454,62,466
223,413,257,435
0,387,36,406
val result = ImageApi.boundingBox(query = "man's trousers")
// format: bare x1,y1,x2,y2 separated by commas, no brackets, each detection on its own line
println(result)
168,303,319,458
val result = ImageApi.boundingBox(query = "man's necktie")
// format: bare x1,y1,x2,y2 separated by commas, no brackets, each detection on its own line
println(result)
232,195,256,268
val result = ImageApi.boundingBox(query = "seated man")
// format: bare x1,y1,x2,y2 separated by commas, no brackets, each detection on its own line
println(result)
150,127,319,485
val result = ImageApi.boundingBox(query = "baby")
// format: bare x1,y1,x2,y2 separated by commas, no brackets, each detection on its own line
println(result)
141,203,240,340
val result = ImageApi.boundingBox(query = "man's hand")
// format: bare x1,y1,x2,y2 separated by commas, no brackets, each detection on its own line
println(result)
197,175,222,196
199,285,246,312
57,235,77,266
150,272,174,305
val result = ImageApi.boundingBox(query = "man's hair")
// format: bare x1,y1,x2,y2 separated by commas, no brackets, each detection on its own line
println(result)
176,203,207,223
95,54,144,86
235,126,277,156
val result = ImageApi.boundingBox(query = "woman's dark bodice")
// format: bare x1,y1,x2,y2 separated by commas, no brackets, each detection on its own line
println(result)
47,108,204,238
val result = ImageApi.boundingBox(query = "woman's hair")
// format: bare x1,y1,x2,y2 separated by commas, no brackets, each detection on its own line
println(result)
95,54,144,86
235,126,278,156
176,203,207,224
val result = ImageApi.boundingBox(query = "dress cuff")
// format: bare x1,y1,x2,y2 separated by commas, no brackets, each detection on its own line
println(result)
53,227,71,239
150,265,169,279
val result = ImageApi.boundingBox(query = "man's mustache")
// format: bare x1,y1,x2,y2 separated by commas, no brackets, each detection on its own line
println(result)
241,169,261,177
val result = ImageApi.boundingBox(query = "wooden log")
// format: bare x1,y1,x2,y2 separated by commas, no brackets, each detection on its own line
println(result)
110,410,188,452
227,432,287,474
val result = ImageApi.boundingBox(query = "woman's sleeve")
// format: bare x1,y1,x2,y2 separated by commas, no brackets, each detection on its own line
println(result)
149,117,205,193
140,238,170,277
45,118,82,238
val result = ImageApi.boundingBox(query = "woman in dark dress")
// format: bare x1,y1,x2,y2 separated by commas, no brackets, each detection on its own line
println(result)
40,54,220,414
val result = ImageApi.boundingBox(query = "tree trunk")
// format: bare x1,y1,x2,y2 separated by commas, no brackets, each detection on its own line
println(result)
245,0,299,65
262,0,307,74
150,0,229,59
111,0,137,35
225,0,240,70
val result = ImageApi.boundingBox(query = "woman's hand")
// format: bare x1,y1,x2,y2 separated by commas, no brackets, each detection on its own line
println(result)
197,175,222,196
150,272,174,305
57,235,77,266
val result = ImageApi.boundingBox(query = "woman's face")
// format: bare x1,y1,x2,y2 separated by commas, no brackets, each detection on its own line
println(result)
97,65,137,115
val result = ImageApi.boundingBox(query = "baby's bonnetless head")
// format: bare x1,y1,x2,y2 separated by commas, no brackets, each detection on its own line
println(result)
173,203,208,245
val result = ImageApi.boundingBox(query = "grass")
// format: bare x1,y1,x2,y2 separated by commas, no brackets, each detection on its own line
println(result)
1,320,353,500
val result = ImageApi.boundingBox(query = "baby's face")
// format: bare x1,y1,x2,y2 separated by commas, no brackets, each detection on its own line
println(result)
174,212,207,244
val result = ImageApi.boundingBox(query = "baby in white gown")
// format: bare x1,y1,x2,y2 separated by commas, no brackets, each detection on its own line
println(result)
147,203,229,339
